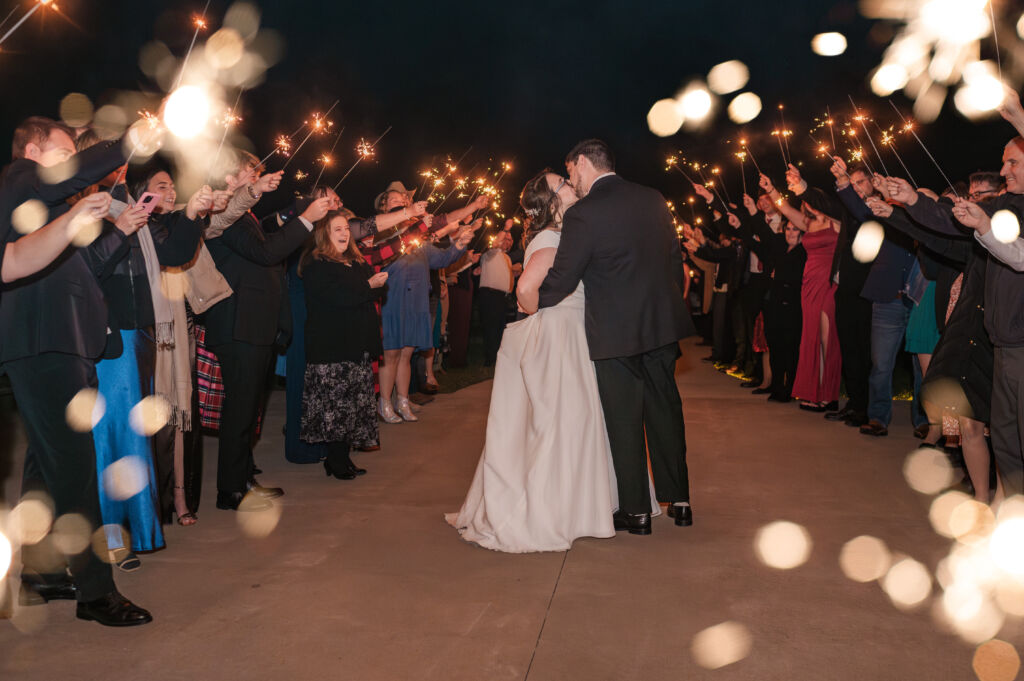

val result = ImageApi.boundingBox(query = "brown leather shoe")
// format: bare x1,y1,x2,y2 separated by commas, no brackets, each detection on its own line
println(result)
859,420,888,437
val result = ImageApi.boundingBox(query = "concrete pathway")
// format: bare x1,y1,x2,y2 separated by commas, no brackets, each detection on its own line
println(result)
1,339,1017,680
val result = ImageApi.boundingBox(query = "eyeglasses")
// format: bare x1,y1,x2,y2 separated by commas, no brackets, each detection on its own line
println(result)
967,189,996,201
552,177,572,194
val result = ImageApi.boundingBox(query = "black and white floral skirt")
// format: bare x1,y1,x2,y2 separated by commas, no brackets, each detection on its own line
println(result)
301,357,378,446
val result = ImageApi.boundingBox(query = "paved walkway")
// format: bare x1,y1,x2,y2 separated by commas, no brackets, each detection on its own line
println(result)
0,339,1014,680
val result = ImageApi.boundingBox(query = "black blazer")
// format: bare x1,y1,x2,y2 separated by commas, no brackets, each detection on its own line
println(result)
537,174,694,360
203,211,312,348
0,139,128,363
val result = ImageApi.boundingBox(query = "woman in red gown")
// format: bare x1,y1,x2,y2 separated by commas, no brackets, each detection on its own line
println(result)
761,172,841,410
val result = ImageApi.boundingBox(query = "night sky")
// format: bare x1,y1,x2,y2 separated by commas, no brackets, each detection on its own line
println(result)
0,0,1014,216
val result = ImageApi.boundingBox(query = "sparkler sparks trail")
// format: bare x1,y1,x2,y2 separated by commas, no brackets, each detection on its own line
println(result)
281,100,339,171
333,126,392,190
313,126,345,187
207,89,244,183
173,0,212,92
849,95,889,175
890,100,960,198
0,0,53,48
259,133,295,166
739,139,763,177
778,104,791,162
875,122,918,188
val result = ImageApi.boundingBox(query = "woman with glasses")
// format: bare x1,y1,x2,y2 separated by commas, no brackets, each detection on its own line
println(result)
446,169,658,552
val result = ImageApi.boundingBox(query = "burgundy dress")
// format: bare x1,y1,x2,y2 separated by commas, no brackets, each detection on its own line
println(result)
792,228,841,404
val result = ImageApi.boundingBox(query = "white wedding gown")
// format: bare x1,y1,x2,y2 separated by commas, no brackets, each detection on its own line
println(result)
445,229,658,553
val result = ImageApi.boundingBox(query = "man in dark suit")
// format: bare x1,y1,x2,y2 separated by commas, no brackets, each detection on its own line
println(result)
203,154,330,511
0,116,151,625
538,139,695,535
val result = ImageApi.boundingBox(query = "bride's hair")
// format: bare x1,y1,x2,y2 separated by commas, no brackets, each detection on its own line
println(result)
519,169,562,248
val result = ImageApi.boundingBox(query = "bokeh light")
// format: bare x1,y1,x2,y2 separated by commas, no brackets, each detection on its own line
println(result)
691,621,752,670
224,1,262,41
236,498,282,538
839,535,892,583
68,212,103,248
852,221,885,263
59,92,94,128
871,63,910,97
955,75,1007,119
9,494,53,545
949,500,994,544
129,395,171,436
102,456,150,501
51,513,92,555
930,490,972,538
65,388,105,433
38,156,79,186
973,640,1021,681
0,529,12,581
707,60,749,95
163,85,212,139
11,199,47,235
647,98,684,137
989,517,1024,576
678,86,713,123
754,520,812,569
811,32,847,56
206,28,245,70
93,104,129,141
882,557,932,609
990,210,1021,245
728,92,762,124
903,447,955,495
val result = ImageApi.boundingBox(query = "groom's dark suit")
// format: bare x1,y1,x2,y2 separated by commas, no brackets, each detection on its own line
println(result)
538,174,695,514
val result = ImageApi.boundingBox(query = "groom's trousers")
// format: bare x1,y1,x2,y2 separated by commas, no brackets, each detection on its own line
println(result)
593,342,690,515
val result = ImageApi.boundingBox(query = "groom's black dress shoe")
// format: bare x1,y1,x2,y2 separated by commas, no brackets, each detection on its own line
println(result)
216,490,272,511
666,503,693,527
76,590,152,627
246,478,284,499
613,511,652,535
20,576,76,605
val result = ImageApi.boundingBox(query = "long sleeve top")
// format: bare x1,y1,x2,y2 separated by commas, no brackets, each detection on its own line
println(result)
303,258,385,363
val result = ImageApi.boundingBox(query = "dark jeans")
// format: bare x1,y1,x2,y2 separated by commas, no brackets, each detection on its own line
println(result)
736,278,766,374
711,291,734,362
5,353,116,601
868,298,912,426
992,346,1024,496
211,341,273,493
478,287,509,366
835,286,872,415
593,343,689,514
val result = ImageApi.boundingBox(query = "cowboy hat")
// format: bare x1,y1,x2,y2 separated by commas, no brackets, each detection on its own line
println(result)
374,180,415,213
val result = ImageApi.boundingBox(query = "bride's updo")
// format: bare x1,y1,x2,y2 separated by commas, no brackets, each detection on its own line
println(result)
519,169,561,248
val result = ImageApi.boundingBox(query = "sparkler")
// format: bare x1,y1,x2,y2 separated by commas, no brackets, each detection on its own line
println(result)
739,139,763,177
0,0,55,49
421,146,473,199
0,5,21,36
771,129,788,171
849,96,889,175
665,155,699,186
281,102,338,171
735,151,747,195
826,106,838,152
173,1,212,92
777,104,791,162
711,166,733,205
312,126,345,187
889,100,960,199
333,126,392,190
874,122,918,189
206,89,244,183
113,110,162,190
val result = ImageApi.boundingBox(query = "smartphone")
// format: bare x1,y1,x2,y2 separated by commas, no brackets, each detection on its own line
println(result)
136,192,161,215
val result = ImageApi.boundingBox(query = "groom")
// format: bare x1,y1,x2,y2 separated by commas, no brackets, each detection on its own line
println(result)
538,139,695,535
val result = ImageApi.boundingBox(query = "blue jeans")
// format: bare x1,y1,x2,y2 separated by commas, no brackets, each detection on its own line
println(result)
867,298,911,426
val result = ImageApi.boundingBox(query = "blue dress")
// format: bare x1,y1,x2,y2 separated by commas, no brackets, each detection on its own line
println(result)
905,281,941,354
94,329,165,553
382,243,465,350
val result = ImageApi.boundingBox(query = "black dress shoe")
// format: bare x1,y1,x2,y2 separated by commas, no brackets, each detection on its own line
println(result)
666,503,693,527
20,577,76,605
216,490,272,511
612,511,652,535
246,478,284,499
751,387,772,395
843,411,868,427
76,591,152,627
825,407,854,422
740,380,761,389
766,393,791,403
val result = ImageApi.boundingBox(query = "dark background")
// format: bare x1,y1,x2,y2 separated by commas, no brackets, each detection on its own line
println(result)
0,0,1014,216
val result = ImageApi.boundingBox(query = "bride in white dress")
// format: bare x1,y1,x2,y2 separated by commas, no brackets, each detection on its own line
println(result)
446,170,657,553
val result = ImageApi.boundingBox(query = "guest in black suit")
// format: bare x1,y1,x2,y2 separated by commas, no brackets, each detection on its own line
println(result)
203,152,331,511
0,116,151,625
538,139,695,535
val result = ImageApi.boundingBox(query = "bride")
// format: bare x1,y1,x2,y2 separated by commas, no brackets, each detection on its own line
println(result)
445,169,657,552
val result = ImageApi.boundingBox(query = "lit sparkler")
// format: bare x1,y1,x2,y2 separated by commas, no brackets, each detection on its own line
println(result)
333,126,392,190
173,1,212,92
890,100,959,198
0,0,56,49
849,96,889,175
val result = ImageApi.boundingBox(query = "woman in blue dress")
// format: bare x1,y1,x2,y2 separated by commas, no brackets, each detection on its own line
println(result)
372,181,483,422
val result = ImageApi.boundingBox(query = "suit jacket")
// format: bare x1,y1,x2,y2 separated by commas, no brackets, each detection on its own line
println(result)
202,211,312,348
0,139,128,363
537,174,694,360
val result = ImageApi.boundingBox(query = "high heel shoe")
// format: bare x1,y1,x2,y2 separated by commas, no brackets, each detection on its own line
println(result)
395,395,418,422
324,459,356,480
378,396,402,424
345,458,367,476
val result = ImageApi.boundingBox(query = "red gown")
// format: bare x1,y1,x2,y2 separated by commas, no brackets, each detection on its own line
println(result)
792,228,841,404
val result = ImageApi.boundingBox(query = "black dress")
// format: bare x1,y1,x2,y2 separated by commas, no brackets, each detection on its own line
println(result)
300,257,385,445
